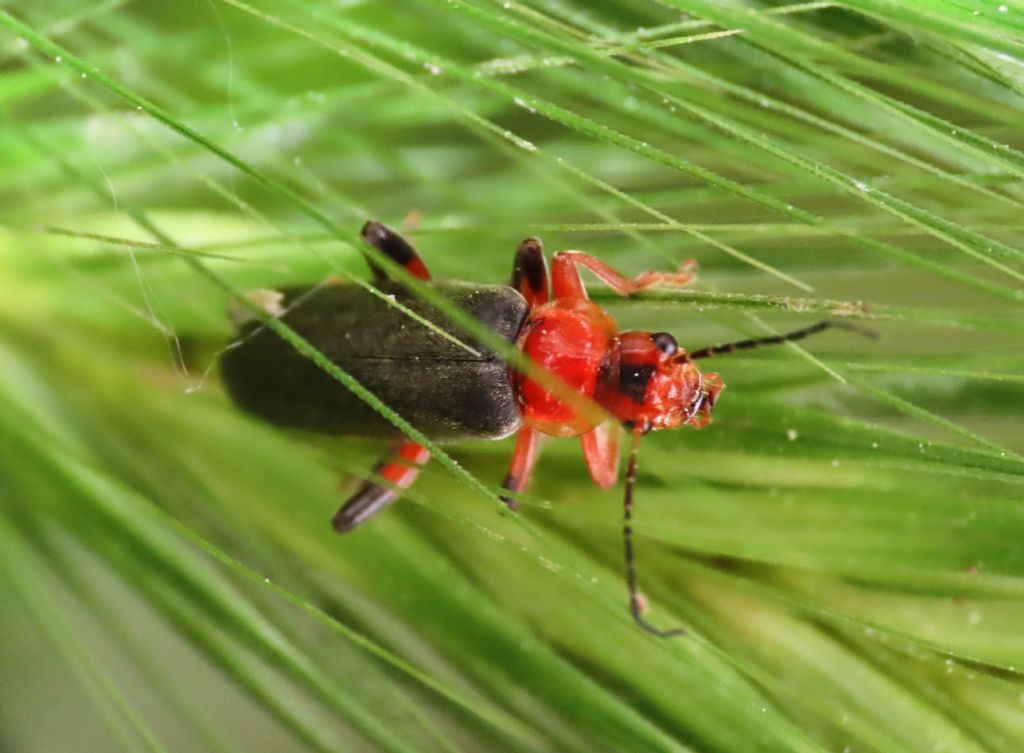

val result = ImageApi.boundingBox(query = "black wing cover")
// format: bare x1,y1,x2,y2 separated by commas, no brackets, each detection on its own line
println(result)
220,281,528,440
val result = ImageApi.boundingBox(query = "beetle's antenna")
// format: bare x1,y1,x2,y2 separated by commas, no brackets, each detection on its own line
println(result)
623,427,685,638
685,320,878,361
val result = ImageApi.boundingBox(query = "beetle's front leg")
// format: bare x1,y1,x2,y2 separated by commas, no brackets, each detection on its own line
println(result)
501,426,541,510
551,251,696,300
580,421,622,489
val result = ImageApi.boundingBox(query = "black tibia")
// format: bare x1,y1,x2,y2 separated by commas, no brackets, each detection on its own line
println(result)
360,220,428,281
511,237,549,301
221,281,529,440
688,320,878,360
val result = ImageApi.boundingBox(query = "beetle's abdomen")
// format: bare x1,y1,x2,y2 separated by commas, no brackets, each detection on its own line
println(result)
221,281,528,440
516,298,619,437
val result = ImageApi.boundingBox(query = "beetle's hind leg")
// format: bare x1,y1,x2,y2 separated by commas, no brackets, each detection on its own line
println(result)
333,441,430,532
361,220,432,282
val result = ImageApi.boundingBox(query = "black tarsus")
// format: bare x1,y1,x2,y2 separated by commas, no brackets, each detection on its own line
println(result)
687,320,878,361
499,474,521,511
623,430,685,638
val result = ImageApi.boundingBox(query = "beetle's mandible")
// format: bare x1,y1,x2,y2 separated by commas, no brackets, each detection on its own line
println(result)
222,221,869,635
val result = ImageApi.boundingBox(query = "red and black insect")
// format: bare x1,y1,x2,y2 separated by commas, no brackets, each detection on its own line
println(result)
222,221,865,635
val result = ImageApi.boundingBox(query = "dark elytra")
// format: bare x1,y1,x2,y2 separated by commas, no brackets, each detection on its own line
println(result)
220,281,529,440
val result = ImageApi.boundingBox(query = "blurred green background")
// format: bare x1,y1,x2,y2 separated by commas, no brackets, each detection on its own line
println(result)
2,1,1023,751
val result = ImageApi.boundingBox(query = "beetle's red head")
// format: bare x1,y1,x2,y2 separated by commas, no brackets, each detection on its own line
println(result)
602,331,724,433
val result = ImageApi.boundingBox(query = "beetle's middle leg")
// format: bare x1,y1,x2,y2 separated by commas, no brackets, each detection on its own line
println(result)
550,251,696,300
501,426,540,510
333,441,430,533
500,237,552,509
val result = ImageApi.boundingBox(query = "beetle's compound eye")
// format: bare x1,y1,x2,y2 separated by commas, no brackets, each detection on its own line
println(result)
651,332,678,355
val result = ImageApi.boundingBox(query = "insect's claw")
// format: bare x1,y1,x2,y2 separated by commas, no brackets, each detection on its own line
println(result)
631,592,685,637
632,612,686,638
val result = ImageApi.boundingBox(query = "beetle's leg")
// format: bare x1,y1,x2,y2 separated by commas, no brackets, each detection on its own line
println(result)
622,429,684,637
500,426,540,510
498,239,550,511
332,441,430,532
361,220,432,282
580,421,621,489
511,237,551,306
551,251,696,300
